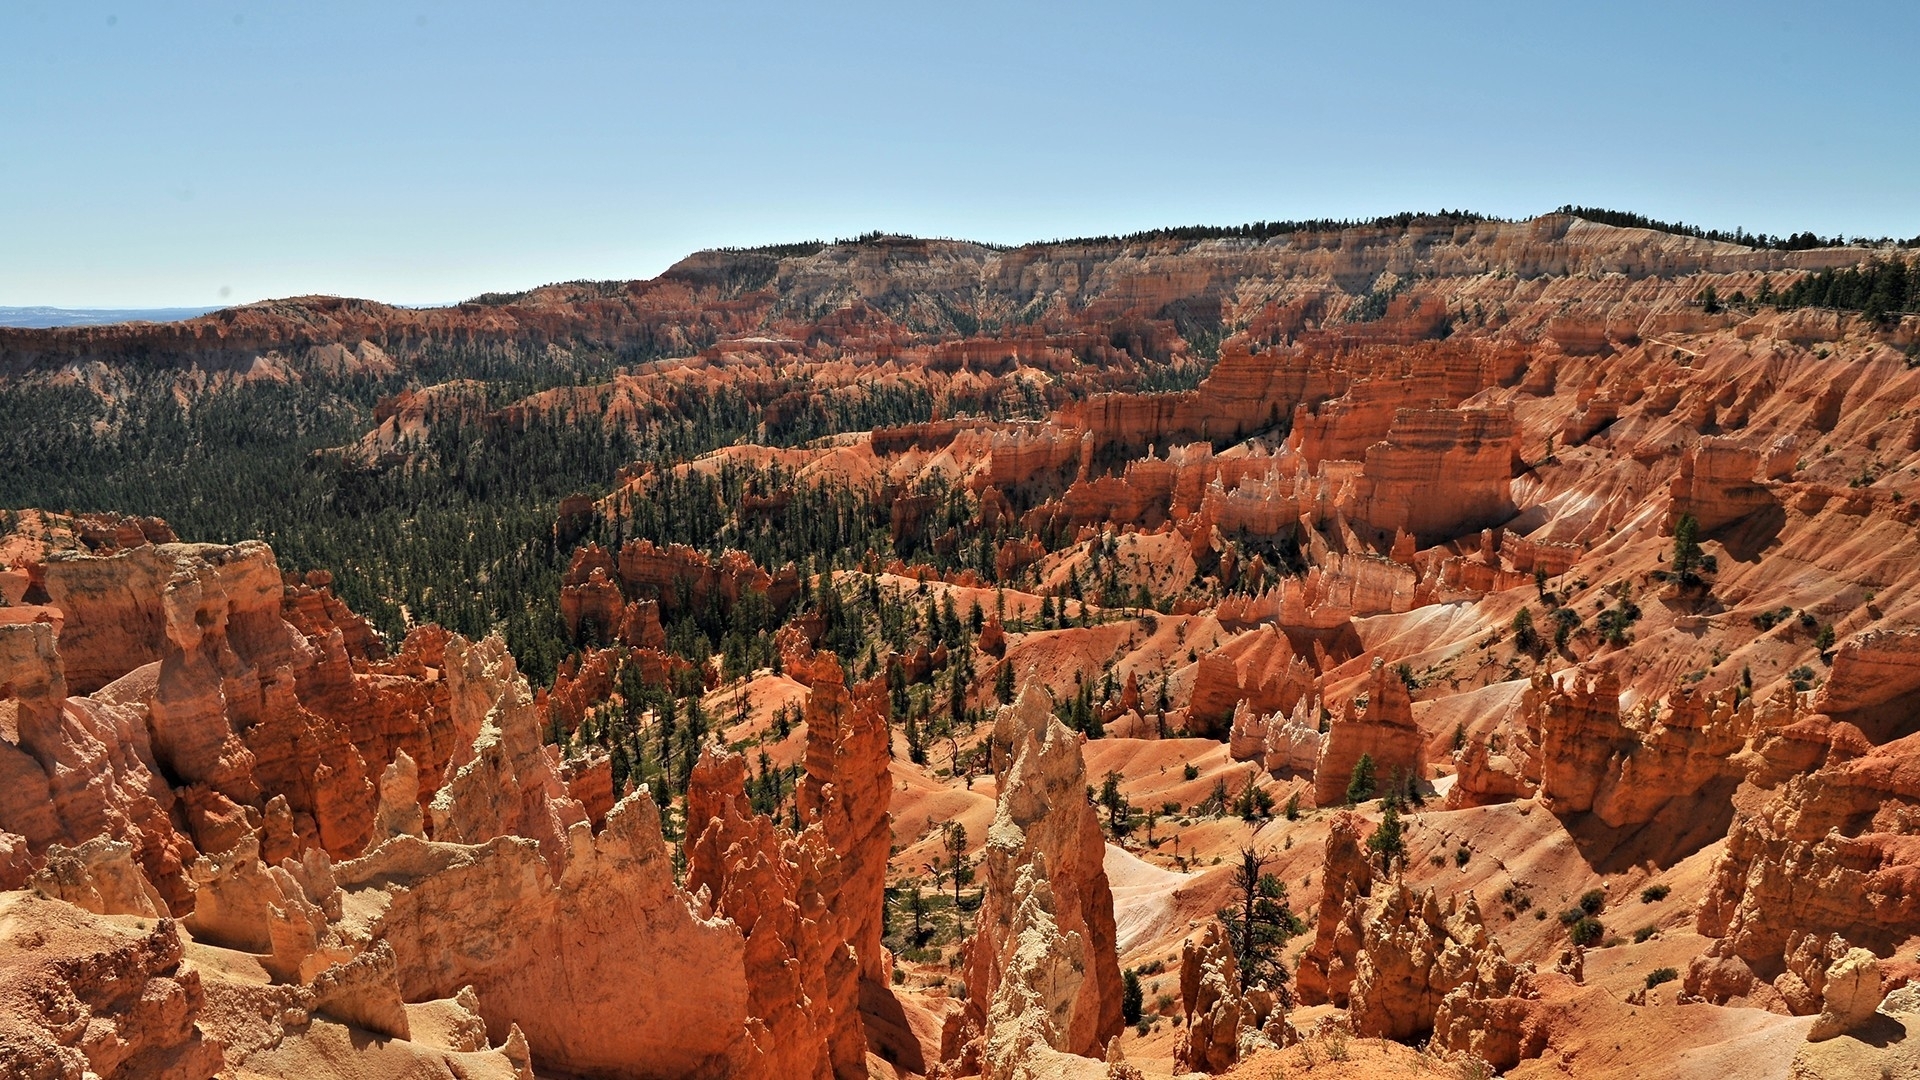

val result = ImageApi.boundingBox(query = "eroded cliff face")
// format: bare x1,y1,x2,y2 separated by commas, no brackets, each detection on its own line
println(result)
0,520,914,1080
0,528,461,910
1690,727,1920,1013
5,218,1920,1078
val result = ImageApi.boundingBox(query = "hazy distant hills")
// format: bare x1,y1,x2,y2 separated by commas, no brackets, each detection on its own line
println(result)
0,305,221,328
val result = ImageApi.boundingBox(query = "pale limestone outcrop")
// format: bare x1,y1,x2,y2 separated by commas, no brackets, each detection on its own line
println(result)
0,894,223,1080
26,835,167,917
0,535,475,911
307,939,410,1040
1692,728,1920,1014
0,887,534,1080
961,684,1123,1075
972,859,1111,1080
686,744,859,1080
1807,949,1880,1041
1227,699,1265,763
371,749,425,842
341,799,752,1079
429,635,587,870
182,831,290,954
1227,695,1323,776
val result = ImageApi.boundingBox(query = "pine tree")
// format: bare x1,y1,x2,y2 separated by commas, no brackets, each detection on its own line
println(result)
944,821,972,905
1099,770,1133,837
994,662,1016,704
1367,802,1407,873
1215,847,1305,992
1512,606,1540,654
1346,753,1377,805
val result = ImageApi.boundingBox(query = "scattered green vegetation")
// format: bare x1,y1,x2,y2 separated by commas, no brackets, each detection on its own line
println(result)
1554,206,1881,251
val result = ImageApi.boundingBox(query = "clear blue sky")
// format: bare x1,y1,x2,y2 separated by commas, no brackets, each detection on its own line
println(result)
4,1,1916,308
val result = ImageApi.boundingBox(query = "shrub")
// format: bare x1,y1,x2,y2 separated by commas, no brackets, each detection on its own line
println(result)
1570,917,1605,946
1454,846,1471,868
1633,925,1657,944
1645,967,1679,989
1183,763,1199,781
1579,889,1607,915
1640,884,1670,903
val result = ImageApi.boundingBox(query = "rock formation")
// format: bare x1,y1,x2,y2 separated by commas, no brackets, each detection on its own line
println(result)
1349,883,1534,1051
0,896,223,1080
1296,812,1373,1006
0,522,913,1079
1691,727,1920,1013
960,684,1123,1074
3,215,1918,1079
1313,659,1422,806
1176,922,1286,1073
0,532,477,910
796,656,894,991
1806,949,1880,1041
1543,675,1749,827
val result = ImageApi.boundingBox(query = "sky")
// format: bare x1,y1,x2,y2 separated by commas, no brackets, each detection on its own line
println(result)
3,1,1916,308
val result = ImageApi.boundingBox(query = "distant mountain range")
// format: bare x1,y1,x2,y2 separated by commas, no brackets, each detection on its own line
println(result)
0,306,222,328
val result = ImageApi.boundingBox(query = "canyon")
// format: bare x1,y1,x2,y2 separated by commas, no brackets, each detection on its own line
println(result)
2,213,1918,1078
